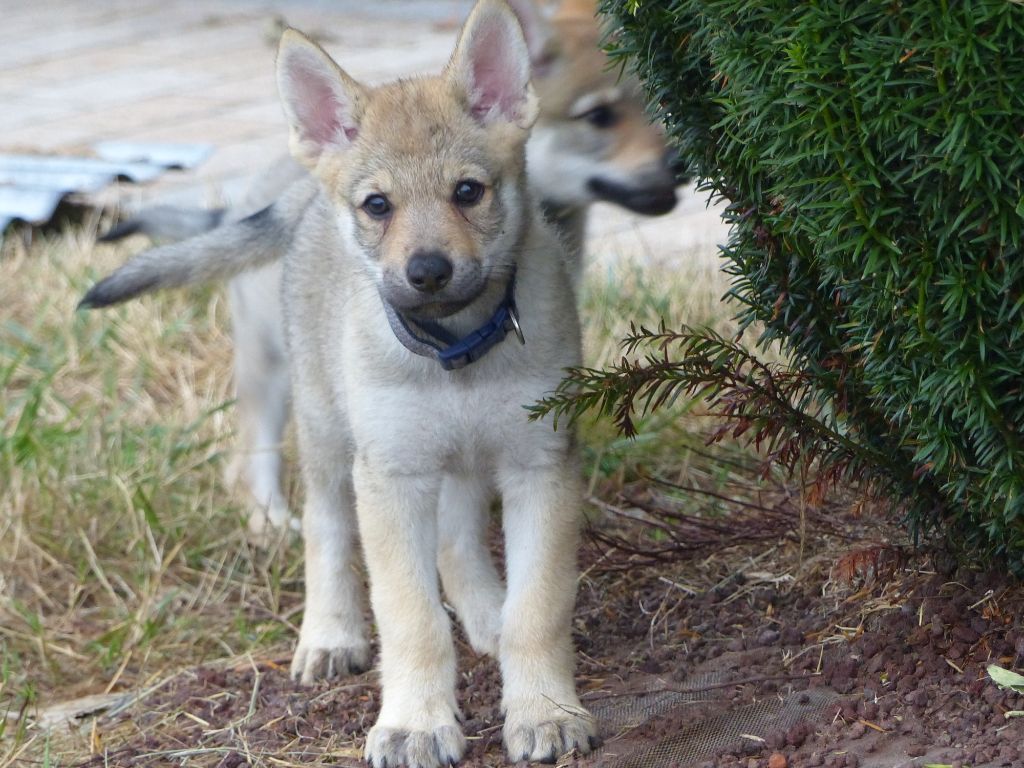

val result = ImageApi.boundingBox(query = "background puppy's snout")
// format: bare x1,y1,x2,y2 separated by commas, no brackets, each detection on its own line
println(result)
406,251,454,293
665,148,694,185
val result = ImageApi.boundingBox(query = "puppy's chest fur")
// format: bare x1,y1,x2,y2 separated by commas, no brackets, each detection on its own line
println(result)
281,193,579,475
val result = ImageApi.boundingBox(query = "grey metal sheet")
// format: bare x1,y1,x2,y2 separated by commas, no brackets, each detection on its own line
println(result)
0,154,164,183
93,141,213,169
0,185,67,226
0,168,115,193
0,142,214,230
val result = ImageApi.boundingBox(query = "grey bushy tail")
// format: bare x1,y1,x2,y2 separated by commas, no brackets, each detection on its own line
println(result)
98,205,226,243
80,178,318,309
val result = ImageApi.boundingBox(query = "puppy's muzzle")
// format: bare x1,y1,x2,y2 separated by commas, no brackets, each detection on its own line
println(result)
587,176,678,216
407,250,453,293
381,254,484,320
587,148,693,216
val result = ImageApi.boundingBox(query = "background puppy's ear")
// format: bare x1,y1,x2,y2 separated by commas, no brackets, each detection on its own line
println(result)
553,0,598,20
448,0,539,129
505,0,560,75
276,29,366,168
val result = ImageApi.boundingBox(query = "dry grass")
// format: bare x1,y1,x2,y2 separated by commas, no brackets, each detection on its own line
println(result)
581,245,740,365
0,215,737,766
0,218,305,765
575,244,770,490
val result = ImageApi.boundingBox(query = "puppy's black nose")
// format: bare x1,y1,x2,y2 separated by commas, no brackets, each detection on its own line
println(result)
407,251,453,293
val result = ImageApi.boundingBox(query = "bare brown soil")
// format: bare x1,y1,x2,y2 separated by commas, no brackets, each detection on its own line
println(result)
70,503,1024,768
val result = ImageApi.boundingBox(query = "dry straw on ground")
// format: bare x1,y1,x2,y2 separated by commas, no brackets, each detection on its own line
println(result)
0,216,735,765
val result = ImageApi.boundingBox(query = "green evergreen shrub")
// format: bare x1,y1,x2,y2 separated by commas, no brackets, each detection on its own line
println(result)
588,1,1024,570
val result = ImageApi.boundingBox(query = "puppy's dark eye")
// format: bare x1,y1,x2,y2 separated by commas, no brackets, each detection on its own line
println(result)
453,180,485,207
362,194,392,218
580,105,618,129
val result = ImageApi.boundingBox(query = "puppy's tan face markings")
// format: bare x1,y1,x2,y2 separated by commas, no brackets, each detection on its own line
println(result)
278,8,537,316
312,78,526,313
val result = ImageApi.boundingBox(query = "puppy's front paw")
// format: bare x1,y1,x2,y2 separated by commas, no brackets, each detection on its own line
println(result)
365,723,466,768
503,704,597,764
290,637,371,684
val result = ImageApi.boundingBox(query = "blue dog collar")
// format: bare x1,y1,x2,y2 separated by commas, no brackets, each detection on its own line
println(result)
383,271,525,371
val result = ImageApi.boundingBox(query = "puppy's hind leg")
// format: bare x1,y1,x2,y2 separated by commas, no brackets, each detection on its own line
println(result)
437,473,504,656
227,266,297,539
355,457,465,768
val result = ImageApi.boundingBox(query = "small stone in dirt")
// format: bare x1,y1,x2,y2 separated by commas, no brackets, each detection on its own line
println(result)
952,624,980,644
741,738,761,756
216,753,247,768
906,688,928,708
982,684,1005,705
786,722,812,747
639,657,663,673
768,752,787,768
758,629,781,646
859,700,878,720
848,721,865,739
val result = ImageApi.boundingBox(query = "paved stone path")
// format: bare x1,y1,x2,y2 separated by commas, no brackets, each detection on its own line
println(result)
1,0,727,261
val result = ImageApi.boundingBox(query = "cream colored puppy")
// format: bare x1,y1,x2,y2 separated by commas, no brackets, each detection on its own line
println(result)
82,1,596,765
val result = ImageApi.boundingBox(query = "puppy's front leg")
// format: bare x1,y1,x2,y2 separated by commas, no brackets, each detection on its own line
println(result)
355,456,465,768
498,463,597,763
288,396,372,684
290,460,371,684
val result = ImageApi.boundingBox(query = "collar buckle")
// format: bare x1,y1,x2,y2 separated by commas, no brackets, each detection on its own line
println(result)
507,303,525,346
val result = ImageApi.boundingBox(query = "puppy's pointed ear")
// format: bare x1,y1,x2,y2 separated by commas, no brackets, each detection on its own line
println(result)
276,29,367,168
447,0,539,129
506,0,559,75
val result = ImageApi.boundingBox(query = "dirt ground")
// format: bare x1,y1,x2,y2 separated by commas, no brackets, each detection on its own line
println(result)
62,495,1023,768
